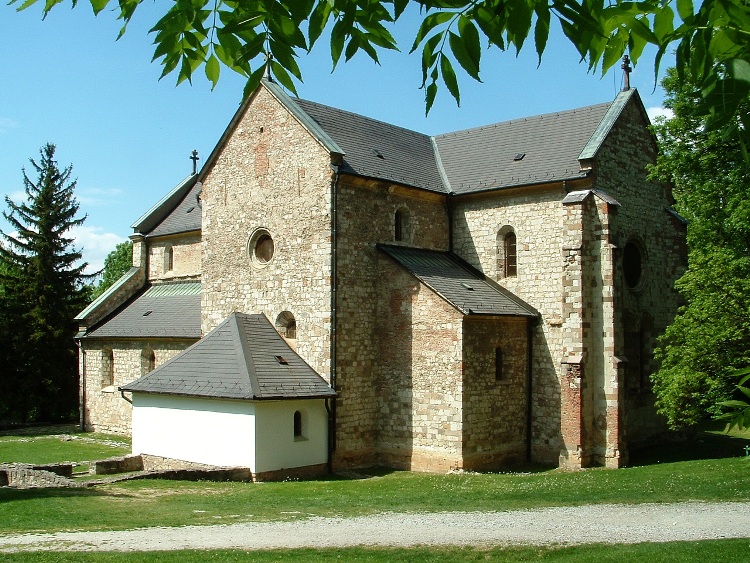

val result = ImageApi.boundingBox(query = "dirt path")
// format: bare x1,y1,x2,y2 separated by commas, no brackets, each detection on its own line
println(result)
1,501,748,552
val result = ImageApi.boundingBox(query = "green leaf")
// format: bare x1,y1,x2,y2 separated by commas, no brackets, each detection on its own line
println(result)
419,33,442,87
457,16,481,77
89,0,109,15
410,11,454,53
440,54,460,106
425,80,438,115
676,0,693,20
729,58,750,85
242,65,267,100
534,4,551,64
653,4,674,42
205,53,220,89
448,31,480,81
270,60,299,95
308,0,332,48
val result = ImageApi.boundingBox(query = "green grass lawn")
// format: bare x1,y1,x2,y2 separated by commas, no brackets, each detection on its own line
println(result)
2,541,750,562
0,425,130,466
0,424,748,559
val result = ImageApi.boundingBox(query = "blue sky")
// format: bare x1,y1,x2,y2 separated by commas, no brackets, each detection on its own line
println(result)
0,3,671,274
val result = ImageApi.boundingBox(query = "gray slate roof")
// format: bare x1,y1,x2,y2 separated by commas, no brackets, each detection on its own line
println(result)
83,282,201,339
295,99,447,192
378,244,538,317
121,312,336,401
131,175,201,237
433,101,612,194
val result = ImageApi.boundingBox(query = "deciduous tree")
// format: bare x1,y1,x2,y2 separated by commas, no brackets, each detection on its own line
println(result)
650,69,750,428
0,144,92,422
91,241,133,299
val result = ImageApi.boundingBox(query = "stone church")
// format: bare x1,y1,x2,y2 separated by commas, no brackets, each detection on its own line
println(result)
75,80,686,475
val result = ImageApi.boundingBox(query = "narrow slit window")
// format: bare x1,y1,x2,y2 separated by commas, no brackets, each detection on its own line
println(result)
293,410,303,438
495,347,504,381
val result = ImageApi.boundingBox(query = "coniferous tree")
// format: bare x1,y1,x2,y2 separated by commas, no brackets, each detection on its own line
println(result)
0,144,91,422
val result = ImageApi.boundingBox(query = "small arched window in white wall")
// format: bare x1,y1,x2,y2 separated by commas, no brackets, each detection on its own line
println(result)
293,410,303,439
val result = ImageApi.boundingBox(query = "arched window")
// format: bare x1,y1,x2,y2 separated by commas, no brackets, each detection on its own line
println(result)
142,348,156,375
495,347,504,381
275,311,297,340
164,244,174,272
496,226,517,279
293,410,303,438
623,240,644,289
394,207,410,242
102,348,114,388
504,232,517,277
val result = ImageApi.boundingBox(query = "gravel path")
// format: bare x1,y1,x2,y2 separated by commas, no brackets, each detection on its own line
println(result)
1,501,748,552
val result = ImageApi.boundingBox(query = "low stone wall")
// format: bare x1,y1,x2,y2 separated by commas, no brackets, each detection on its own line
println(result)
141,454,217,472
0,463,78,488
90,454,143,475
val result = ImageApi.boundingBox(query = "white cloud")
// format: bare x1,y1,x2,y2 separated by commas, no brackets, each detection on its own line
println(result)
77,187,124,207
647,106,674,123
0,117,19,133
69,225,127,275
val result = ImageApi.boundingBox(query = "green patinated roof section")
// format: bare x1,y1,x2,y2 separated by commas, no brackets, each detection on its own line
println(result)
578,88,637,161
144,282,201,297
75,267,141,322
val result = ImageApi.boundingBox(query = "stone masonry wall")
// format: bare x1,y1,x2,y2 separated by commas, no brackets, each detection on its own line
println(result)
452,187,569,465
589,96,687,453
334,179,449,468
81,340,193,434
148,232,202,282
462,316,529,469
375,256,463,472
199,86,334,378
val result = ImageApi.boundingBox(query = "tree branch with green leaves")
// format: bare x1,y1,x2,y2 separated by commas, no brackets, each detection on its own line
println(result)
11,1,750,137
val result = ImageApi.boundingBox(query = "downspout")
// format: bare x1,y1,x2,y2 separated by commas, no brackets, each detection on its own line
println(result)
328,163,340,473
76,339,86,432
119,388,133,405
526,316,539,462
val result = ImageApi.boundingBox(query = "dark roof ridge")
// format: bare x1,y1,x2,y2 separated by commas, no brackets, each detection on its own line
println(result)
229,312,261,397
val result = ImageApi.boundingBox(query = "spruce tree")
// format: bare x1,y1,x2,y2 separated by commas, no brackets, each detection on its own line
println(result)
0,144,91,422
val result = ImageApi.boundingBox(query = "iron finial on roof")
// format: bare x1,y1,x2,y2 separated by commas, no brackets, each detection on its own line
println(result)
190,150,199,175
264,52,273,82
621,55,632,91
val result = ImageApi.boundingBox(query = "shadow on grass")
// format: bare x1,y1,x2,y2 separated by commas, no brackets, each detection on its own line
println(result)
629,422,750,466
0,485,140,503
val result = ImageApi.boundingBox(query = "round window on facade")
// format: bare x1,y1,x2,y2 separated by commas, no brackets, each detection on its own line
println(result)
248,229,275,266
623,241,643,289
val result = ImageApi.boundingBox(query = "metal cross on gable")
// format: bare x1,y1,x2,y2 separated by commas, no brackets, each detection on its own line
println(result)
190,150,199,175
622,55,632,91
